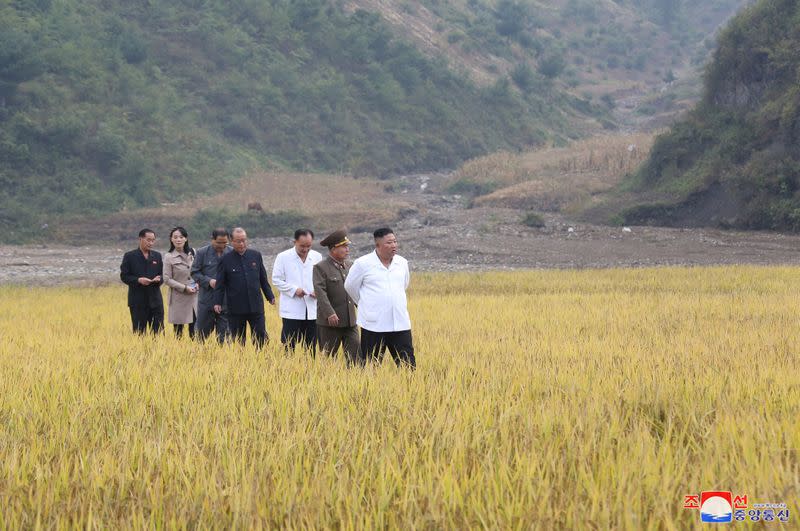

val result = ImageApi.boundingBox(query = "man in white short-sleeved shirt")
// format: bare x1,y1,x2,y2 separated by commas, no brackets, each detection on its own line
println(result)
272,229,322,353
345,227,415,368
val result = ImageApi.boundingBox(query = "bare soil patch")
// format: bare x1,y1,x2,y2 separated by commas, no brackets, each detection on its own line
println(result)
5,173,800,286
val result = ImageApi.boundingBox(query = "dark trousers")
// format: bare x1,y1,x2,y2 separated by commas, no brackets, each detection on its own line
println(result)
360,329,415,369
318,325,360,366
229,312,267,348
195,303,229,343
281,318,317,354
129,305,164,335
173,312,196,338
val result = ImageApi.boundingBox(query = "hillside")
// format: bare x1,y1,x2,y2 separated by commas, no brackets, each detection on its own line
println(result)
346,0,749,108
0,0,751,242
0,0,600,241
612,0,800,230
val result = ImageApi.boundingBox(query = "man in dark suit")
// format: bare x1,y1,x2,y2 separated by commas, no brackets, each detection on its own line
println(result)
213,227,275,348
192,227,233,343
120,228,164,334
313,229,360,365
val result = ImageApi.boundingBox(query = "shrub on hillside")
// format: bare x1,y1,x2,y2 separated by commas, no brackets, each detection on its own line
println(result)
522,211,546,228
190,208,309,239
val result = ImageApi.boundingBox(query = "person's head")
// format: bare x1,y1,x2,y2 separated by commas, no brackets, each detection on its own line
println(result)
138,228,156,252
231,227,247,254
210,228,229,253
168,226,190,253
320,229,350,261
293,229,314,259
373,227,397,260
329,241,350,262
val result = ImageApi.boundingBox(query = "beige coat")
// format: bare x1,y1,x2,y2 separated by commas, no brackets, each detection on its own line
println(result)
163,250,198,324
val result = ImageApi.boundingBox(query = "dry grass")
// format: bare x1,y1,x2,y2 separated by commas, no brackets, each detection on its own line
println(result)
447,133,657,212
1,267,798,528
213,171,390,215
130,170,397,224
57,171,407,241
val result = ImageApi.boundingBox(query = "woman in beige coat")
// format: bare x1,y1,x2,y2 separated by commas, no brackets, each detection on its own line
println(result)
163,226,199,337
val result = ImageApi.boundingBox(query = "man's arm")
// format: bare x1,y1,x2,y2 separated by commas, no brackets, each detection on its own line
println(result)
191,247,213,288
258,255,275,304
152,253,163,285
213,259,227,307
344,260,364,305
313,265,335,319
271,253,298,297
120,252,139,286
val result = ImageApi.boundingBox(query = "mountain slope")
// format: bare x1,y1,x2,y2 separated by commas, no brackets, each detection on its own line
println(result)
0,0,597,241
345,0,749,98
614,0,800,230
0,0,752,242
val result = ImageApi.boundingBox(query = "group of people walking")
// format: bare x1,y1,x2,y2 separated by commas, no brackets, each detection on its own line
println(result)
119,226,415,368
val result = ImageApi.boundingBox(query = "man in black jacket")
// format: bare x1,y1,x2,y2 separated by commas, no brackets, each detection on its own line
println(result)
213,227,275,348
120,228,164,334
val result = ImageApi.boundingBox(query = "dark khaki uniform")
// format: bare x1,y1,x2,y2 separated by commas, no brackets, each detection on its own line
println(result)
313,256,360,364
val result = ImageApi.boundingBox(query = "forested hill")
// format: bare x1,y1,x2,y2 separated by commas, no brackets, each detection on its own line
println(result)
617,0,800,230
346,0,749,100
1,0,597,240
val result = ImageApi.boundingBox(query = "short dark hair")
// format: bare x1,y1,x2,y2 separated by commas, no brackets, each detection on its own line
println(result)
139,228,155,238
211,228,229,239
294,228,314,240
373,227,394,240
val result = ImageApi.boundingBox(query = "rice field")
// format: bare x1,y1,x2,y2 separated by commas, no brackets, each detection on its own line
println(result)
0,267,798,528
447,133,657,212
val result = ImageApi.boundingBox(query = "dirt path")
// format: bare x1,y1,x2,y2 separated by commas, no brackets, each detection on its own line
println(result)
4,174,800,286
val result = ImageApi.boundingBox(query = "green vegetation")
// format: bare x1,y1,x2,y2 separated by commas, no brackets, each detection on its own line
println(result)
0,0,587,242
618,0,800,230
417,0,746,86
521,211,546,228
188,208,308,240
445,177,499,197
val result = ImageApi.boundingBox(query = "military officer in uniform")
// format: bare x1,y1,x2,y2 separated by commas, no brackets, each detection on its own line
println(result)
313,229,361,365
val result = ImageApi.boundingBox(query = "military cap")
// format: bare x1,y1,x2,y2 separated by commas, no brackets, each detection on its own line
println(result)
320,228,350,249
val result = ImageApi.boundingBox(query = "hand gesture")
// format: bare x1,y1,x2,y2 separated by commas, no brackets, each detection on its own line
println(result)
327,313,339,326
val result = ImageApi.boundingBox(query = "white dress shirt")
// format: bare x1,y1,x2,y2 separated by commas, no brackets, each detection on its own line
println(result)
345,251,411,332
272,248,322,320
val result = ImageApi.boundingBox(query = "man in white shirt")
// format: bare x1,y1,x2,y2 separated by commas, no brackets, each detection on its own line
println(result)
345,227,415,369
272,229,323,354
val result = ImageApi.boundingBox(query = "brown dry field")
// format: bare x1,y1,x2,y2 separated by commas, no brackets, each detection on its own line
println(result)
453,133,657,213
7,132,800,285
5,171,800,286
52,171,410,244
